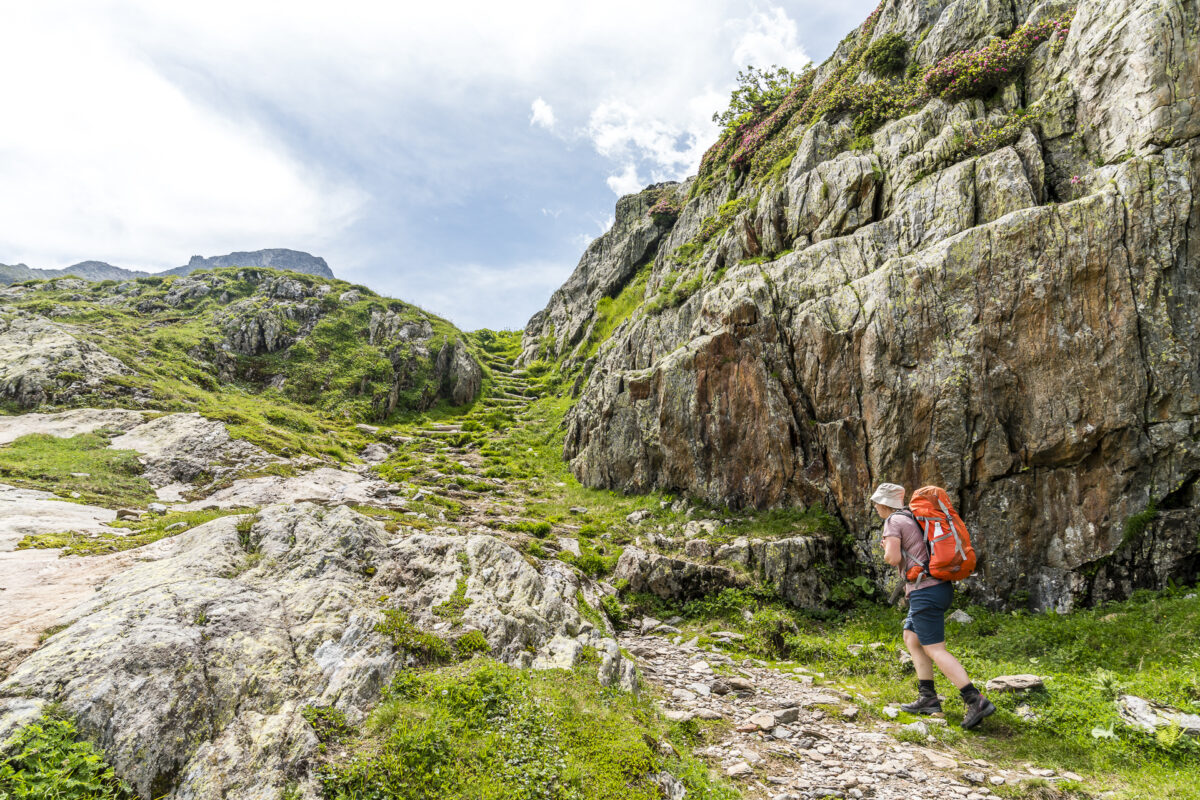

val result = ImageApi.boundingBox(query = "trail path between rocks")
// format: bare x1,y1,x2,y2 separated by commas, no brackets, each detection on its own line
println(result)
621,631,1055,800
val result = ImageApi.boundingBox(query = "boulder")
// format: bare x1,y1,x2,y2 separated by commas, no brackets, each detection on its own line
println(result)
612,547,740,601
1117,695,1200,735
984,674,1044,693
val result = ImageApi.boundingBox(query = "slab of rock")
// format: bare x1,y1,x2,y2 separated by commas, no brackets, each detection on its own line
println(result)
173,467,404,511
1117,694,1200,735
0,504,638,797
110,412,281,487
985,674,1044,692
948,609,974,624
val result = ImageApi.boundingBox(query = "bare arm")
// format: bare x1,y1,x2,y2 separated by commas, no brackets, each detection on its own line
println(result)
882,536,902,566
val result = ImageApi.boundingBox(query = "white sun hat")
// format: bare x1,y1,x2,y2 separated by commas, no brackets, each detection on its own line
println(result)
869,483,905,509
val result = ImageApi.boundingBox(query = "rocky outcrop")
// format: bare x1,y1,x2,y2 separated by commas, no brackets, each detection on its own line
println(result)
166,249,335,279
369,309,483,413
520,184,681,365
0,249,336,286
0,316,127,406
110,412,281,488
614,547,741,601
526,0,1200,610
0,504,637,798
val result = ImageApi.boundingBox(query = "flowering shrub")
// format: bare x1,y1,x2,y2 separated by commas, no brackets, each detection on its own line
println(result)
728,73,815,169
647,193,682,224
924,12,1075,101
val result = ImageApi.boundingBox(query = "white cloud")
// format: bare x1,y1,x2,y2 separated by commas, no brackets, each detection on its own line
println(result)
730,7,813,72
0,5,362,270
605,163,646,197
530,97,556,129
0,0,879,326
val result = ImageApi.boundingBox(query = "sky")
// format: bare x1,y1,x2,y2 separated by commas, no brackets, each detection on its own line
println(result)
1,1,878,330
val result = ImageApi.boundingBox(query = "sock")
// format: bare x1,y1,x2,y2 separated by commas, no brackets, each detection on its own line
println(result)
960,682,981,704
918,679,936,697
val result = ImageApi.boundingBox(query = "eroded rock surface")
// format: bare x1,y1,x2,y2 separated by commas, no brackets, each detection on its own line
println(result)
0,317,127,406
525,0,1200,610
0,504,636,798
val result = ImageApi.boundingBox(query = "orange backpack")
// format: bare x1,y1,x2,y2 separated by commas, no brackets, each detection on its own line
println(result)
904,486,976,582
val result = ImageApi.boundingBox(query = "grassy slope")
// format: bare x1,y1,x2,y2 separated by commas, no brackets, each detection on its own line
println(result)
3,269,479,461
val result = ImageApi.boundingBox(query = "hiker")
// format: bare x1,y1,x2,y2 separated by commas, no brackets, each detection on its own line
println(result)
871,482,995,730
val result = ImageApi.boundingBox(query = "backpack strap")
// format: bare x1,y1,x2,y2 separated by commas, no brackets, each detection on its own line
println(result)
886,509,929,575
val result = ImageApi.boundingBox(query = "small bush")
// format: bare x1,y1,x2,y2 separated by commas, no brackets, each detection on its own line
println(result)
302,705,352,743
454,630,491,658
376,608,453,664
865,32,908,75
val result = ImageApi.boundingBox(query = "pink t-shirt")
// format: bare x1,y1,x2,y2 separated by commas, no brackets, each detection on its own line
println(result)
881,511,944,596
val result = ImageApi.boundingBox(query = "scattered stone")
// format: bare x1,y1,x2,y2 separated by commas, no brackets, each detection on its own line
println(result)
1117,695,1200,735
726,762,753,777
989,776,1005,786
557,537,582,558
949,609,974,624
695,708,723,720
963,771,987,785
147,503,167,515
774,706,799,724
626,510,651,525
115,508,142,520
165,521,188,532
985,674,1044,692
903,721,928,736
726,677,755,692
841,706,860,720
640,617,661,634
1028,768,1056,778
569,506,588,515
883,706,900,719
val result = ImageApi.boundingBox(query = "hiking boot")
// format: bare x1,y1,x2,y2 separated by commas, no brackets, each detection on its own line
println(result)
900,693,943,715
961,694,996,730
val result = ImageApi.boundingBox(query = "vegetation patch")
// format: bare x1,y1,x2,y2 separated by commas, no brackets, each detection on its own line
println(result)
0,707,133,799
313,660,737,800
924,13,1075,101
0,430,154,509
376,608,454,664
16,507,254,557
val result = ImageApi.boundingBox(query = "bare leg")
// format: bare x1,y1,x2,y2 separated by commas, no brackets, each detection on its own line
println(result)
903,629,935,681
921,642,970,689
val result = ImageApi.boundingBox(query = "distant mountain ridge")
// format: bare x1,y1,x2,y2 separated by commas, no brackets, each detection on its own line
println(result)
0,248,333,284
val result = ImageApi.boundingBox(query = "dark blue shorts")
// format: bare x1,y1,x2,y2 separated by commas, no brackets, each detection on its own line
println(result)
904,582,953,645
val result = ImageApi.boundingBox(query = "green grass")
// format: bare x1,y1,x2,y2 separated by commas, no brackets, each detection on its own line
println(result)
0,706,133,799
654,586,1200,800
0,431,154,508
4,267,486,462
578,264,651,362
314,660,737,800
15,507,255,556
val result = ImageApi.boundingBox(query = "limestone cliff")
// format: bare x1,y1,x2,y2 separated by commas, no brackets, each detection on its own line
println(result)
523,0,1200,610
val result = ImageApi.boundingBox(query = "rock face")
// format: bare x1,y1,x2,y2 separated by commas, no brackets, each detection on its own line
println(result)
0,504,637,798
524,0,1200,610
167,249,334,279
0,317,127,407
0,249,335,285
